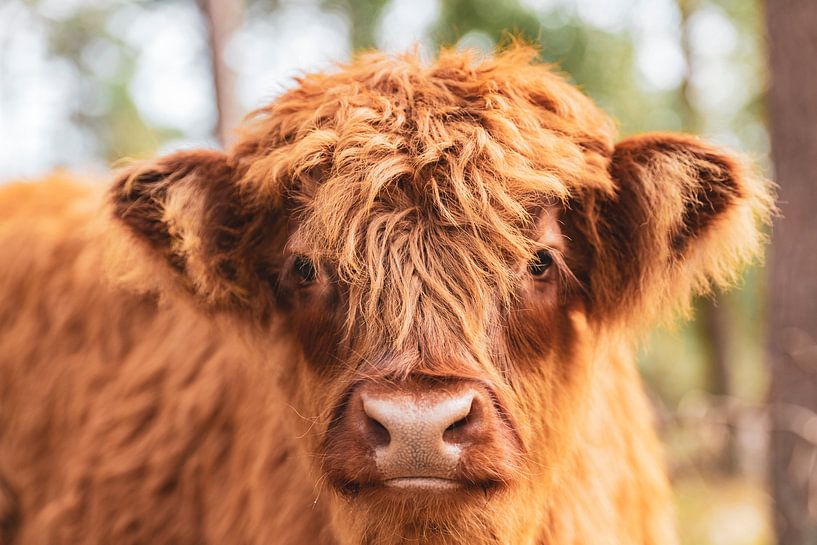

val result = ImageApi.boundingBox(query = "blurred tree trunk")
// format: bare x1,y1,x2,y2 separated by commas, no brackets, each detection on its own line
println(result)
678,0,738,474
767,1,817,544
197,0,244,147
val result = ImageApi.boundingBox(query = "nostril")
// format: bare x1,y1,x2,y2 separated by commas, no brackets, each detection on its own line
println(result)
443,396,481,444
445,415,469,433
364,413,391,448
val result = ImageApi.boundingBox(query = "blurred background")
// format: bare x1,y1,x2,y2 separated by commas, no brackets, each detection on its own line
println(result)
1,1,814,544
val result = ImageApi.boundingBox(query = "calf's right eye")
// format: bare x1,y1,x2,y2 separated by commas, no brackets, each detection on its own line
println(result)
293,255,317,283
528,249,554,278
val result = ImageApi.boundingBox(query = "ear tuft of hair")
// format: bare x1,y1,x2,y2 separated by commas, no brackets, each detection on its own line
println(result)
588,133,775,326
109,149,276,316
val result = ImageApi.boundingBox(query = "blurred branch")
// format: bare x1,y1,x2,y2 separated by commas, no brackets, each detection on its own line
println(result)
772,403,817,446
651,389,768,479
678,0,701,133
197,0,244,147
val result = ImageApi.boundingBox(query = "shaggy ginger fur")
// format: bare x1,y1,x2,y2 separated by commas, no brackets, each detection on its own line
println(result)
0,47,773,545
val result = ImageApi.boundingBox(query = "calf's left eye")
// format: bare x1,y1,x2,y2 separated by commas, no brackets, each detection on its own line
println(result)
293,255,318,283
528,249,554,278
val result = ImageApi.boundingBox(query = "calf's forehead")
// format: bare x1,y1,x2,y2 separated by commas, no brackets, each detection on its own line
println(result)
237,49,614,358
233,48,618,208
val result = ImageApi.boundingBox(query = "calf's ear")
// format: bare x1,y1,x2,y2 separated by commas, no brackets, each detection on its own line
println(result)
588,133,774,322
109,149,276,313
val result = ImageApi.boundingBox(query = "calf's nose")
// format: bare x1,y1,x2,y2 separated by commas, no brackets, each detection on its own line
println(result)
351,384,488,482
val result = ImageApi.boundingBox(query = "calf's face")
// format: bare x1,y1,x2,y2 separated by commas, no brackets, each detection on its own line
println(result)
110,47,772,544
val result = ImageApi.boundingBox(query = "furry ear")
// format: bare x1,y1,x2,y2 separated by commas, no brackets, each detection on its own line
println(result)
110,149,276,313
586,133,774,323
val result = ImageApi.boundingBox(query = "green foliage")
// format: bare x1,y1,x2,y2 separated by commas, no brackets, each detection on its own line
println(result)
323,0,391,50
20,0,164,161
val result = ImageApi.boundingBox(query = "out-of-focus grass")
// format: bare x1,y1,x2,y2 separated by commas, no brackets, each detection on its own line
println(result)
675,475,772,545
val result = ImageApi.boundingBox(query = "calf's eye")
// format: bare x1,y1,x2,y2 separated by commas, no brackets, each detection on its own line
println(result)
293,255,317,283
528,249,554,278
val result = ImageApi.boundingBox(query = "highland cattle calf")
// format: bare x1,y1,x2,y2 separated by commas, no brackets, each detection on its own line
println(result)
0,47,773,545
